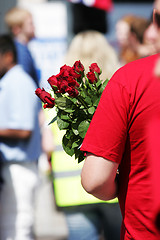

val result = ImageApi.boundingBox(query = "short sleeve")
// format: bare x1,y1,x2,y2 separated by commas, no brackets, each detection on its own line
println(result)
81,78,130,164
6,72,38,130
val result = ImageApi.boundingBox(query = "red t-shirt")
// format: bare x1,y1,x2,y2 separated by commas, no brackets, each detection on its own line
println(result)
147,113,160,236
81,54,160,239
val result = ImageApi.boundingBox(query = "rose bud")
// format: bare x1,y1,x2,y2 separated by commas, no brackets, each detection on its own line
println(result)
35,88,55,109
48,75,58,88
73,60,84,74
89,63,101,75
86,71,97,84
66,86,79,98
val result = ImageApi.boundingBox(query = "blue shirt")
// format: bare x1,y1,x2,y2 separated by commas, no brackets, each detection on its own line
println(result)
0,65,41,162
14,40,39,87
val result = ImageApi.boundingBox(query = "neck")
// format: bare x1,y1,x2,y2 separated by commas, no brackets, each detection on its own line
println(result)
16,34,28,45
0,63,16,79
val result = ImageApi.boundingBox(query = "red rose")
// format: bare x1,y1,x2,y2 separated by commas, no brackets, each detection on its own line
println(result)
48,75,58,88
86,72,97,84
68,76,80,88
58,80,69,93
35,88,55,109
60,65,71,78
60,64,72,73
66,86,79,98
89,63,101,75
73,60,84,74
70,68,81,79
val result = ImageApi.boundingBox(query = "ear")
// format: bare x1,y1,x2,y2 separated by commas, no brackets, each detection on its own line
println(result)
12,25,21,36
4,52,14,67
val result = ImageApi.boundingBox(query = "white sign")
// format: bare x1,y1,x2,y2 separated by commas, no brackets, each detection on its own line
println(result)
19,1,67,38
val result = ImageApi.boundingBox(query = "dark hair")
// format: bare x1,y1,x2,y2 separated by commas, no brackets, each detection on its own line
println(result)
0,34,17,63
130,17,150,44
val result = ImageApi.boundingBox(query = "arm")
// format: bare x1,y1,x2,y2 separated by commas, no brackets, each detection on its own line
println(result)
81,153,119,201
0,129,31,139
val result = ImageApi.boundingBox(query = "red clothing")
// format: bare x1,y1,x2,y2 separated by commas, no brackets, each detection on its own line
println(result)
147,113,160,236
81,54,160,239
68,0,113,11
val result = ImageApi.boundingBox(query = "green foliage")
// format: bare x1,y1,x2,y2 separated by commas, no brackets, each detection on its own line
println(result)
50,68,109,162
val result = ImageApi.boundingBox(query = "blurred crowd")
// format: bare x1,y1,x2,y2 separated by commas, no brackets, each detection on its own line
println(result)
0,0,160,240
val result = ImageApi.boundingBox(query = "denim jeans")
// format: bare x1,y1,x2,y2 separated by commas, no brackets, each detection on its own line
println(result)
63,203,122,240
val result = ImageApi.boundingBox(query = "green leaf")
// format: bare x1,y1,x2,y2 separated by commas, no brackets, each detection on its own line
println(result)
98,79,109,93
55,97,75,113
80,91,86,98
93,97,100,107
71,121,81,135
88,106,95,115
60,114,70,121
62,134,74,156
78,152,85,163
57,117,70,130
78,120,90,138
72,137,83,149
65,130,73,139
72,128,79,135
74,148,85,163
84,96,92,105
58,110,71,121
103,79,109,88
94,71,100,81
72,141,79,148
96,79,102,88
49,116,57,125
71,97,78,104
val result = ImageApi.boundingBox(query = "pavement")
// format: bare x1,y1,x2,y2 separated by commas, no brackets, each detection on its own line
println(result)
34,159,68,240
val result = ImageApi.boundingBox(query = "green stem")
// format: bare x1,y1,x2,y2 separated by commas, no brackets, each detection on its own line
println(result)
84,76,97,92
77,95,88,109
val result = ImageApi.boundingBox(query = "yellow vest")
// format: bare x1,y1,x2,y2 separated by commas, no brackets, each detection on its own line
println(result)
45,109,118,207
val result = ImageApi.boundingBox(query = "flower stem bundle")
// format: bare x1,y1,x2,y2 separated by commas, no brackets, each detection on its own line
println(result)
35,61,108,162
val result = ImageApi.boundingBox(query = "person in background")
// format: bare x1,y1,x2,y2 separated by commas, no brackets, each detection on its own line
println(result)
65,30,120,80
143,0,160,57
80,8,160,240
0,34,41,240
48,30,122,240
115,15,137,65
5,6,55,169
116,15,150,65
4,6,39,87
128,16,150,58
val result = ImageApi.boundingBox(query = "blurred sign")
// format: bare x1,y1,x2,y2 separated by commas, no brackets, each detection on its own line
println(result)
29,38,67,89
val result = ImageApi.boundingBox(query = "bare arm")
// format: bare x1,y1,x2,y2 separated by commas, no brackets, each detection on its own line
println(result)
81,153,119,201
0,129,32,139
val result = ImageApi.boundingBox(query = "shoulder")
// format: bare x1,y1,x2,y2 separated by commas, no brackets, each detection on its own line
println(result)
121,54,157,74
7,65,36,90
14,40,27,51
14,40,30,58
109,54,159,88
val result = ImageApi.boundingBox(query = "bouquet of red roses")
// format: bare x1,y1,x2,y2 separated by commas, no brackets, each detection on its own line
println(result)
35,60,108,162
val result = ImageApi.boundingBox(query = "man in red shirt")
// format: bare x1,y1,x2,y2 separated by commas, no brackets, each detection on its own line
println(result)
81,9,160,240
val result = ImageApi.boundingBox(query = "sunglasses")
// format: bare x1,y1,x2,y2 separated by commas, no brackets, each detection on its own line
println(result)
155,12,160,28
154,9,160,28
